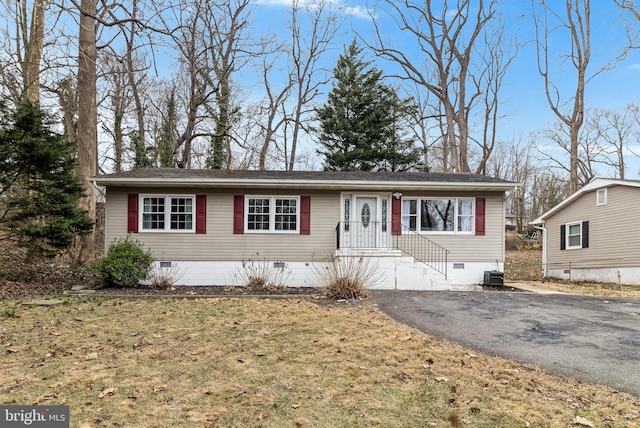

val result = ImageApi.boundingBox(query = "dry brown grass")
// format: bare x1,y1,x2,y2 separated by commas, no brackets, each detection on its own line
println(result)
1,297,639,427
504,249,545,282
506,250,640,299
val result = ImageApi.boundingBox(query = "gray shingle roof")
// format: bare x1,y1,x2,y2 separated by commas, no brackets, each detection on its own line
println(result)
93,168,517,191
96,168,510,183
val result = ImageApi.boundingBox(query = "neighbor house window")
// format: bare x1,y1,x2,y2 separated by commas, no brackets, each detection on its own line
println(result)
246,196,299,233
402,198,475,233
566,222,582,249
561,220,589,250
597,188,607,206
141,195,194,232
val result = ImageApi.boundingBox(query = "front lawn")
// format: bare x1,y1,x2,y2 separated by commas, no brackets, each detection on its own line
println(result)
1,297,638,427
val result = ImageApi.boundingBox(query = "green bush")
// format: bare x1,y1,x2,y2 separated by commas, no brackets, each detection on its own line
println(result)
92,235,154,288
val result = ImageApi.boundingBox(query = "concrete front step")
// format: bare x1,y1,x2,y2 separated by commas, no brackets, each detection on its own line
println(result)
335,248,454,290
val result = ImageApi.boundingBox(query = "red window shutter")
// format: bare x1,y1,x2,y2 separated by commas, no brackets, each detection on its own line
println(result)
475,197,485,236
195,195,206,234
233,195,244,234
127,194,138,233
300,196,311,235
391,197,401,236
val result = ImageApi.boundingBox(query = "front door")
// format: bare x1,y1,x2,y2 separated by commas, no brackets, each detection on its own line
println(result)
355,197,377,248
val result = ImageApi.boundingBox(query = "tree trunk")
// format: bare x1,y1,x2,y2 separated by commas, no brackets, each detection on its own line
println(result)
75,0,98,261
57,76,78,145
24,0,49,104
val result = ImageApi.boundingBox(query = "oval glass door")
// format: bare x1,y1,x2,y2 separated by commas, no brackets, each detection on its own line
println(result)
361,203,371,228
355,197,377,248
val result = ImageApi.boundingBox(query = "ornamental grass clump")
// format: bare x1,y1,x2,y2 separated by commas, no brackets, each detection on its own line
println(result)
92,235,154,288
231,255,292,292
315,255,383,300
147,260,184,289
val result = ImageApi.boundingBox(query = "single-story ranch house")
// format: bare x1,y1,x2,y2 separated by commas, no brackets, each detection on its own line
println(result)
530,178,640,285
93,169,517,290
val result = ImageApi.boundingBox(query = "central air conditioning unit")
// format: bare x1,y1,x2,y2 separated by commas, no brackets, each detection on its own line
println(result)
483,270,504,286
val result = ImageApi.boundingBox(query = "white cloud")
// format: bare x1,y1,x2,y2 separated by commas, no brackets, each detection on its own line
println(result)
254,0,295,5
344,5,371,19
255,0,371,19
255,0,337,6
629,64,640,70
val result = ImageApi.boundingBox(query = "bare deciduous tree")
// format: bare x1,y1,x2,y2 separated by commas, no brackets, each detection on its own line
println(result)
531,0,594,193
286,0,342,171
0,0,55,104
368,0,500,173
202,0,251,170
535,119,601,189
474,19,517,175
161,0,250,169
121,0,149,160
100,56,129,172
586,104,640,179
487,136,538,231
75,0,98,261
24,0,49,103
404,83,440,170
615,0,640,52
256,39,294,170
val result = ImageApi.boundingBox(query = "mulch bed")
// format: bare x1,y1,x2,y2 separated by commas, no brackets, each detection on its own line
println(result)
89,285,320,297
2,281,524,301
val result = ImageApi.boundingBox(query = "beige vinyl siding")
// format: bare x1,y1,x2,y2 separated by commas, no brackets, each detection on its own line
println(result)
105,187,339,261
105,187,506,264
397,191,505,263
545,185,640,269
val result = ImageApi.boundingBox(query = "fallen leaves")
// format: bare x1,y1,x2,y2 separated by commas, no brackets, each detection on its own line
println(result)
152,384,167,393
98,387,117,399
573,415,595,427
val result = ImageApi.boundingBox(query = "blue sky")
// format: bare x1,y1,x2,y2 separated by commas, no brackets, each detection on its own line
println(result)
252,0,640,177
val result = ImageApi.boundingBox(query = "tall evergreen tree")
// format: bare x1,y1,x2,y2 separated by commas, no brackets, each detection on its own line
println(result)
156,89,178,168
0,101,93,256
130,131,152,169
316,40,422,171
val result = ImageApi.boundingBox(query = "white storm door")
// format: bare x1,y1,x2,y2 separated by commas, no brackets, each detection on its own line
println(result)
355,197,377,248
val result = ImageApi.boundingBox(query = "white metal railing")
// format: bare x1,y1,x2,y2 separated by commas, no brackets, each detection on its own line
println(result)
336,221,449,278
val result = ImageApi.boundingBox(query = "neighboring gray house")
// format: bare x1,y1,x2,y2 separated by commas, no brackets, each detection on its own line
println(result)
93,169,517,290
530,178,640,285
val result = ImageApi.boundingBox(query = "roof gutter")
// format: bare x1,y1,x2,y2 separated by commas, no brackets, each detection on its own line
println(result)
92,177,520,192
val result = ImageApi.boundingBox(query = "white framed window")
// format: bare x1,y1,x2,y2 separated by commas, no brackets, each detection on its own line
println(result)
566,222,582,249
141,195,194,232
246,196,299,233
401,199,418,231
344,198,351,232
596,188,607,206
401,197,475,233
381,198,388,232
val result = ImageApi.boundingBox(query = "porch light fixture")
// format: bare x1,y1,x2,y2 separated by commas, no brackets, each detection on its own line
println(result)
392,192,402,199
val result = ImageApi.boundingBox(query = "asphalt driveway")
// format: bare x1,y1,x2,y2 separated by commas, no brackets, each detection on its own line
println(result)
370,290,640,397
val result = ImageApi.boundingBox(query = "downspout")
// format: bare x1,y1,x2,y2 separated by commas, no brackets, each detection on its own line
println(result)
533,225,547,277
